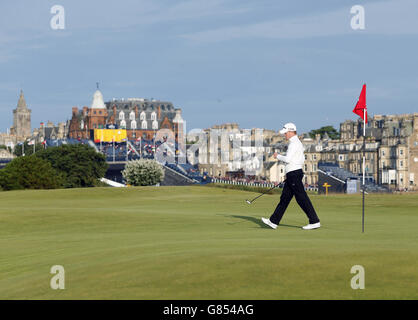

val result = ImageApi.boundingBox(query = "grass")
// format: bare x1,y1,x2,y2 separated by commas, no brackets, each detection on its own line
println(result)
0,186,417,299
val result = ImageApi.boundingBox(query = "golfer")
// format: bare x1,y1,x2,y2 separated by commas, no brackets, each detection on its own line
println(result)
262,123,321,230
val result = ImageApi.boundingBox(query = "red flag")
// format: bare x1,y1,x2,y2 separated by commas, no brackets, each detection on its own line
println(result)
353,84,367,123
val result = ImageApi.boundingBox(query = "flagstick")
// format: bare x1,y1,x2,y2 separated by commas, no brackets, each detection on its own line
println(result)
362,108,366,233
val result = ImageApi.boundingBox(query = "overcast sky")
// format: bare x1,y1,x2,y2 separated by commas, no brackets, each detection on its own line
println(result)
1,0,418,134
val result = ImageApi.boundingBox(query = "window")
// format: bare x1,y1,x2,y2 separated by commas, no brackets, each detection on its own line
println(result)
382,150,385,156
152,120,158,130
304,155,307,160
151,112,157,121
141,120,147,129
140,112,146,121
120,120,126,128
131,120,137,129
304,164,308,171
313,164,317,171
119,111,125,120
400,149,403,155
94,111,97,115
129,111,135,121
400,160,403,167
313,154,317,160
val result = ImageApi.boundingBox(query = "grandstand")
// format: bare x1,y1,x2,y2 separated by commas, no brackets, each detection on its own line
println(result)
42,138,210,186
318,162,390,193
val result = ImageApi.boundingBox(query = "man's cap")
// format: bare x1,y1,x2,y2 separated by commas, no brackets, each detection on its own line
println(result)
279,123,297,134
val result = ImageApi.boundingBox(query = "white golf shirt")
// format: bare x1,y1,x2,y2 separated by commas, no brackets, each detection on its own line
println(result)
275,135,305,174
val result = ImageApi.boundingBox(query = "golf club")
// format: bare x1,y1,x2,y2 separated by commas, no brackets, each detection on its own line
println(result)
245,184,280,204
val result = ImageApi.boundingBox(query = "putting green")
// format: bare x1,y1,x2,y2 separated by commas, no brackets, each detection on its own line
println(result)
0,186,417,299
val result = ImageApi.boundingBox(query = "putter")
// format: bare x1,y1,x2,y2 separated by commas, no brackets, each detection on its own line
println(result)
245,184,280,204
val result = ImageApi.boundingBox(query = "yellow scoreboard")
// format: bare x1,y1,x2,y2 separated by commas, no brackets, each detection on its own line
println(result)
94,129,127,143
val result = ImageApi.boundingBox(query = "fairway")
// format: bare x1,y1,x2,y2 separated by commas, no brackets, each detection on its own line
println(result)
0,186,417,299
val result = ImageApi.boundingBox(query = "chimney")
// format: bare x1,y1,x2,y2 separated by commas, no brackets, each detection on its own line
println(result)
135,105,139,118
157,105,161,119
112,104,117,117
82,106,88,116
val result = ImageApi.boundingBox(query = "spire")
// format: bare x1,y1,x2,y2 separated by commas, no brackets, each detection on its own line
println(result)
17,90,27,109
91,89,106,109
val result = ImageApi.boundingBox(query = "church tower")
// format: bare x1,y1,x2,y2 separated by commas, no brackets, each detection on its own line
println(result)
11,90,32,138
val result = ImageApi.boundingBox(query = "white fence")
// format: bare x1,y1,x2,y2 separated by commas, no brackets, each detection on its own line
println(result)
212,178,277,188
211,178,318,192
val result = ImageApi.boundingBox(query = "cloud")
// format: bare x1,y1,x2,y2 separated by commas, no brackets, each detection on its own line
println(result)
180,0,418,43
51,0,250,30
0,0,250,63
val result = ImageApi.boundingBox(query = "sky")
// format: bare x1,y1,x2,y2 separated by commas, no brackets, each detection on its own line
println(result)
1,0,418,134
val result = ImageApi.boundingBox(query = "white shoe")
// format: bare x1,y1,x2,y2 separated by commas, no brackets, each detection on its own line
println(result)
262,217,277,229
302,222,321,230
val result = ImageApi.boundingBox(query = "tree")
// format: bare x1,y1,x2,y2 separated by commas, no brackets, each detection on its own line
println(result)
0,155,63,191
122,159,165,186
13,142,44,156
309,126,340,140
35,144,108,188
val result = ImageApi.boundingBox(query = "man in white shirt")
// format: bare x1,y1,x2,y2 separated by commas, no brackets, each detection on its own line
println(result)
262,123,320,230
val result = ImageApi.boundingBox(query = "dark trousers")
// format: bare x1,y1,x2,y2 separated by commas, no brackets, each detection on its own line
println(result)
270,169,320,225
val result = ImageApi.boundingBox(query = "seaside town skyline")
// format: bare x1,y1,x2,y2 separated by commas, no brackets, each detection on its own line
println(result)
2,0,418,133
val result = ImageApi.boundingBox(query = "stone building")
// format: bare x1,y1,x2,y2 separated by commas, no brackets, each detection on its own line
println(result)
373,113,418,189
263,157,286,183
11,90,31,138
0,90,32,148
68,89,184,142
32,121,69,142
302,113,418,190
197,123,268,178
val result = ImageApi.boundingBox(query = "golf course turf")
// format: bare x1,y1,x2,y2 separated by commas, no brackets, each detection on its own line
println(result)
0,186,417,299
